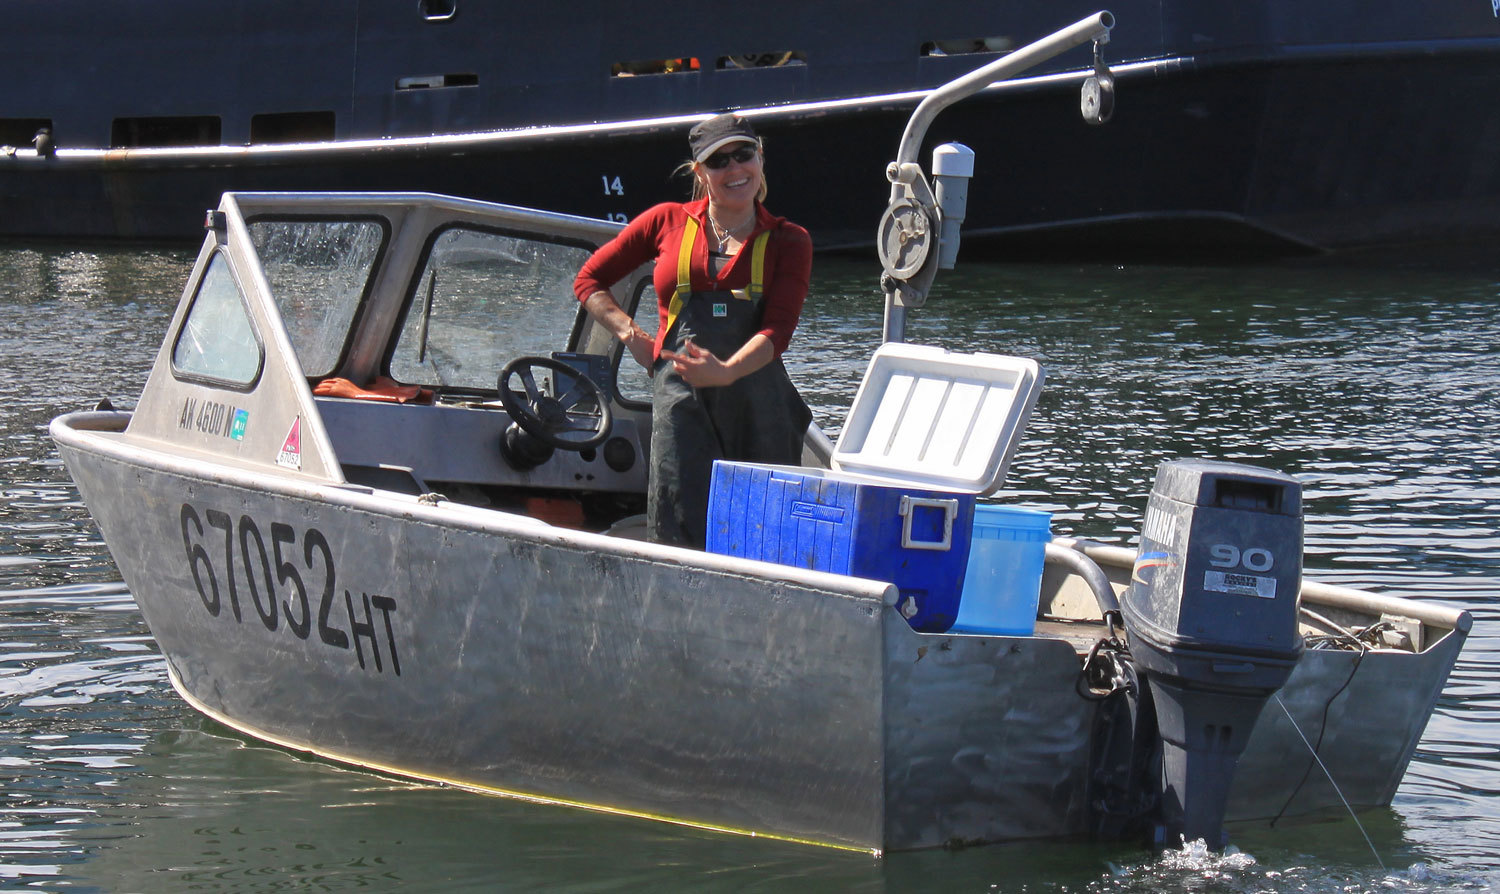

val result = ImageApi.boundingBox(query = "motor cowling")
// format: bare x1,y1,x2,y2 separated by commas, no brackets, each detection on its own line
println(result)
1120,459,1304,847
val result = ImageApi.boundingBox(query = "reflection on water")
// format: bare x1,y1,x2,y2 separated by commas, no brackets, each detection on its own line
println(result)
2,245,1499,891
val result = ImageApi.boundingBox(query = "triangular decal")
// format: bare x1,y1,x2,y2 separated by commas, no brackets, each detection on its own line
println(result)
276,416,303,470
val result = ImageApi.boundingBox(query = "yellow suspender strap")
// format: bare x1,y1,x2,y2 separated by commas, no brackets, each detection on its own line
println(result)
664,219,771,335
665,217,698,336
747,230,769,301
729,231,771,302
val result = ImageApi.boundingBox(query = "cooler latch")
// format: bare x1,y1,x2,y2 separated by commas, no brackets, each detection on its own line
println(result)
898,496,957,551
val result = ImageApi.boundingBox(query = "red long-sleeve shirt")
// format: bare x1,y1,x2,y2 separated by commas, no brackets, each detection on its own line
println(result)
573,198,812,360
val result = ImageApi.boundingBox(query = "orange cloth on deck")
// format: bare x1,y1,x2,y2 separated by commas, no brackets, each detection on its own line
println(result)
313,376,434,404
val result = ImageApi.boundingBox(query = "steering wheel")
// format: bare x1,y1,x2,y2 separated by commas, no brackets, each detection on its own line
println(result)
497,356,613,451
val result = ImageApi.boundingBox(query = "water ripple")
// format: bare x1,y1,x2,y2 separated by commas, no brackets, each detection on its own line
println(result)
3,250,1500,890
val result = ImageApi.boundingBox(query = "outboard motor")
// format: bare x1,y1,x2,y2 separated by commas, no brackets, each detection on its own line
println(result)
1120,459,1304,848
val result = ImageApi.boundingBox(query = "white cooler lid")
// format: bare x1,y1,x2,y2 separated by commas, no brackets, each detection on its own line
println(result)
831,342,1042,494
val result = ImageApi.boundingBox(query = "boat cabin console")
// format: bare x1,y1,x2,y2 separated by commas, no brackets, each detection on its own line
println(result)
135,193,667,531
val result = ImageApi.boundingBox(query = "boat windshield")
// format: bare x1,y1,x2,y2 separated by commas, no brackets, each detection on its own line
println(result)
250,218,385,379
390,226,594,391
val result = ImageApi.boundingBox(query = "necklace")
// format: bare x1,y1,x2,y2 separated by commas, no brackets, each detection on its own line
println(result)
708,210,754,252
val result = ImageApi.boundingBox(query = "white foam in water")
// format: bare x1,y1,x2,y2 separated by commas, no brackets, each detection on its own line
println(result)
1095,842,1485,894
1156,838,1257,872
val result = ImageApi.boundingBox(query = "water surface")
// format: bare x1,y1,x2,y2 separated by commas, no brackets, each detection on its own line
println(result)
3,245,1498,891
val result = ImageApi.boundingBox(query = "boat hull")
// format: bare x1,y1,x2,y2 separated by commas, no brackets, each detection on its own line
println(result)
10,0,1500,254
7,45,1500,254
54,411,1469,850
59,419,892,849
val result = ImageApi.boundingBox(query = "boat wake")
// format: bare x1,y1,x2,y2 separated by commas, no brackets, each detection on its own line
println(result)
1099,841,1478,893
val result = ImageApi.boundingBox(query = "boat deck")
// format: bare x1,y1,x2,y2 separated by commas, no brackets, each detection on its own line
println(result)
1032,617,1108,655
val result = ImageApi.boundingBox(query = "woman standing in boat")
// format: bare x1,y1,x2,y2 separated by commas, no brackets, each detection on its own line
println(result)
574,113,813,547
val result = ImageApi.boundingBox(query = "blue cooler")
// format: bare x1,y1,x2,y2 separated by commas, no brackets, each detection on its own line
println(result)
708,463,975,631
707,343,1043,633
952,504,1051,635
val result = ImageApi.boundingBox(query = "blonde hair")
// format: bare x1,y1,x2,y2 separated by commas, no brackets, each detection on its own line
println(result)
677,144,769,203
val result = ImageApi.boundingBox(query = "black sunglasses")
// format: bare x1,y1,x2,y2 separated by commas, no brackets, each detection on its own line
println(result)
702,143,758,169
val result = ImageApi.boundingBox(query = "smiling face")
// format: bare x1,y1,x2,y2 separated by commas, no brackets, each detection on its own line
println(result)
695,141,764,215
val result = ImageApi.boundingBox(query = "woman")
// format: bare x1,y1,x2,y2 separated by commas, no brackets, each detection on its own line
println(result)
574,113,813,547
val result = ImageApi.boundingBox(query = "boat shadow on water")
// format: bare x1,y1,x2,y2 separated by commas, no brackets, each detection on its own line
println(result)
64,719,1467,891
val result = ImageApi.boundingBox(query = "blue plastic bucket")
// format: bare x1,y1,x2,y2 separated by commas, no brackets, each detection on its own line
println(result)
952,504,1051,635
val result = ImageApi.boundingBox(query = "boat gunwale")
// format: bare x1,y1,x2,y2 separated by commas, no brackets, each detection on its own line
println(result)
49,409,897,610
2,59,1186,164
1050,536,1474,635
18,35,1500,167
55,409,1471,642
